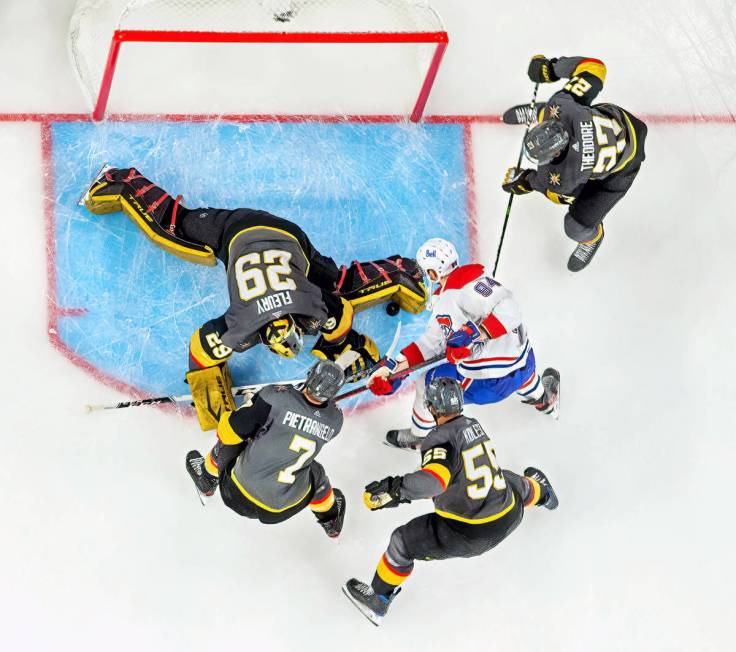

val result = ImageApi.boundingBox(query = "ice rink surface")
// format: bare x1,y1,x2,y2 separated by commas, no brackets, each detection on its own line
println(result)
1,1,735,650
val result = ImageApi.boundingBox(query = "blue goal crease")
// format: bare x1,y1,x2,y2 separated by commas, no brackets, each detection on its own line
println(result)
50,120,470,407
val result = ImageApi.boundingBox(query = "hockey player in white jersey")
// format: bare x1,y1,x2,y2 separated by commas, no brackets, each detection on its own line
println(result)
368,238,560,449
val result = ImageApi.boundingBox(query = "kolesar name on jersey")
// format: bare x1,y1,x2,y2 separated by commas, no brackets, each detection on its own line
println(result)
257,291,293,315
282,410,336,442
462,422,487,445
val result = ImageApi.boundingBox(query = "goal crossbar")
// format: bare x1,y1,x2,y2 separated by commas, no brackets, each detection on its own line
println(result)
94,29,449,122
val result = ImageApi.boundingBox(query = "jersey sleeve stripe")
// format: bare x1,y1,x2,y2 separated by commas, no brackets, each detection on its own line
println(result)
421,464,450,490
401,342,424,367
480,313,508,339
573,58,606,82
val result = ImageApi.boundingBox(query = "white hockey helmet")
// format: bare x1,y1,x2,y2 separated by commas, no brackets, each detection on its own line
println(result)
416,238,459,280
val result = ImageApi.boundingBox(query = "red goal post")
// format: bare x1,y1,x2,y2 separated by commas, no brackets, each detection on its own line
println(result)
69,0,449,122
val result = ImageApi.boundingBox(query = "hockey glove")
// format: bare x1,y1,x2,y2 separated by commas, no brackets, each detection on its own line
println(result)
446,321,483,363
502,168,533,195
527,55,559,83
368,357,404,396
363,476,408,510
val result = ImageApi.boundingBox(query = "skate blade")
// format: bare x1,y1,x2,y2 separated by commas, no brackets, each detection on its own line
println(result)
382,439,420,453
341,585,382,627
78,162,112,206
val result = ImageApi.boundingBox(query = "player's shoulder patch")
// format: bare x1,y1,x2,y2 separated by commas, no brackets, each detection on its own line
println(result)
442,264,485,292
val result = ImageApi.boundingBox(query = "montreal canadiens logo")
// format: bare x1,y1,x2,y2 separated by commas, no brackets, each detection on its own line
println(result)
436,314,453,336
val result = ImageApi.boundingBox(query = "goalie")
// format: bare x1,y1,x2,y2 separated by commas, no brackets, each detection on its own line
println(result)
81,166,427,430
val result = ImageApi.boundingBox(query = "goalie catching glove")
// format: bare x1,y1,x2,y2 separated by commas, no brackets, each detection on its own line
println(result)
363,476,409,510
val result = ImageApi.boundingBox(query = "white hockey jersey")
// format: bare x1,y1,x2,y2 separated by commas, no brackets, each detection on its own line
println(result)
400,264,531,380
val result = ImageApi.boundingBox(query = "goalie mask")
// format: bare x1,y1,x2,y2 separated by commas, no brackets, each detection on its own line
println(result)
261,315,303,359
523,120,569,165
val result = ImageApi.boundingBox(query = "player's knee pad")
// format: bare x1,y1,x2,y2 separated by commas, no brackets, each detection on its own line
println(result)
84,167,216,266
311,329,380,381
185,363,237,431
336,256,428,315
386,527,414,568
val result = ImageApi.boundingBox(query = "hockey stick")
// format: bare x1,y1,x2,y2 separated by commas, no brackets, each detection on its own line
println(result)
492,82,540,277
84,321,404,413
334,353,445,403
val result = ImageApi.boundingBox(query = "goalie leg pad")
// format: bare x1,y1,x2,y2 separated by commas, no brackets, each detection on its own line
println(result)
185,363,237,431
336,256,428,315
312,329,380,381
83,167,216,266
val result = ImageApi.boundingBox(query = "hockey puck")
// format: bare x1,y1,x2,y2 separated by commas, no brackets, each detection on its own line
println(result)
386,302,400,316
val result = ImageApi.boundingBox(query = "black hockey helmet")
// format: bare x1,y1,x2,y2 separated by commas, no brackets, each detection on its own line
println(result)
424,377,464,417
261,315,303,359
303,359,345,403
523,120,569,165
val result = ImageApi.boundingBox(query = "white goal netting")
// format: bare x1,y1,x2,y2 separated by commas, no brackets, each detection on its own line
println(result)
69,0,447,118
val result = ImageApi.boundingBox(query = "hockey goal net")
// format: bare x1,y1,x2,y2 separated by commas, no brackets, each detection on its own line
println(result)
69,0,448,121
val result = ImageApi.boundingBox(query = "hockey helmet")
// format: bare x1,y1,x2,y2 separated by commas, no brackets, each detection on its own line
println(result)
303,359,345,403
261,315,303,359
416,238,459,281
523,120,569,165
424,376,464,417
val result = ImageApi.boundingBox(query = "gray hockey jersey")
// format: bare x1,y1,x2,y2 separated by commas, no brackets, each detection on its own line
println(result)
221,226,328,349
229,384,343,512
402,414,516,525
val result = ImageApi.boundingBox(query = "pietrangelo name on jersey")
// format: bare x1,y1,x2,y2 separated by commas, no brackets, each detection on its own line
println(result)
282,410,335,442
257,291,293,315
462,422,486,445
579,120,596,171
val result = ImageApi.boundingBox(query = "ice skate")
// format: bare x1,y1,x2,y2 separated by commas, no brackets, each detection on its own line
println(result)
522,368,560,419
524,467,559,510
317,488,346,538
78,162,112,207
342,579,400,626
185,450,219,505
568,226,605,272
384,428,422,451
502,103,539,125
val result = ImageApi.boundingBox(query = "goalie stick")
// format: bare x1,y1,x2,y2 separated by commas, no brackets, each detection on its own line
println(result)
84,322,403,413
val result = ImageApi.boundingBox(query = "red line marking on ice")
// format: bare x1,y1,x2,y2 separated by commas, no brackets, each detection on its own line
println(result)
462,121,479,262
3,112,736,124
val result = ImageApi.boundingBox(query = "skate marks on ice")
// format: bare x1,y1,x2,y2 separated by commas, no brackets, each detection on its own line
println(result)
49,119,472,406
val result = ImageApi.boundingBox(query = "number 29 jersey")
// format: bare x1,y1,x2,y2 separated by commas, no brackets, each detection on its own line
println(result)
419,414,516,525
221,224,328,350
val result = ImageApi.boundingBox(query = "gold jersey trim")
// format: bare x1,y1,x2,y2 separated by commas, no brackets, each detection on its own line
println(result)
227,225,310,276
435,492,516,525
230,469,311,513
